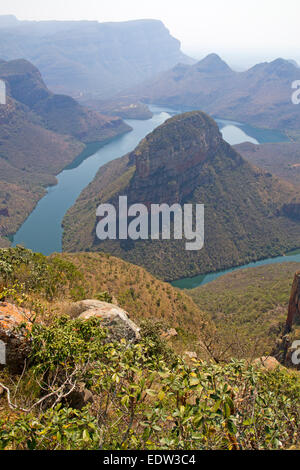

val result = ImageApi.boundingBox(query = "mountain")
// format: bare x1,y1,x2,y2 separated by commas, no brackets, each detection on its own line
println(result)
235,141,300,186
129,53,300,130
62,111,300,280
0,16,193,99
0,59,130,246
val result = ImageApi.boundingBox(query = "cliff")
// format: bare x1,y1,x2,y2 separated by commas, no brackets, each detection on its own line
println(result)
0,17,193,98
0,59,130,245
63,111,300,280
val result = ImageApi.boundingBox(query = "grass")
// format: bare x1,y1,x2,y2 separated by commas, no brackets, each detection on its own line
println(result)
186,261,300,358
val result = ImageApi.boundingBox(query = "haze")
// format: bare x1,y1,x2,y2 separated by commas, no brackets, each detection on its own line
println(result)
1,0,300,69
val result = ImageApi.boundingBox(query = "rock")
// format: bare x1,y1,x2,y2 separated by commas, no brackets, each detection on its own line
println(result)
71,299,140,342
253,356,281,371
0,302,32,373
161,328,178,339
166,328,178,337
285,271,300,332
184,351,198,360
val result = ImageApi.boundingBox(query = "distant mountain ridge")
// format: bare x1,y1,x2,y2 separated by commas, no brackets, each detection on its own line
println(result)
0,16,193,98
129,53,300,130
63,111,300,280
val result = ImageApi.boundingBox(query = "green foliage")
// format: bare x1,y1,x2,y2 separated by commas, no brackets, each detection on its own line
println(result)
188,262,300,358
0,406,100,450
1,316,299,450
29,316,108,372
0,246,83,300
95,291,113,303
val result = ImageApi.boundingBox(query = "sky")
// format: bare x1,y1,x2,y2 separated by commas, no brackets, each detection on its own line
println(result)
1,0,300,69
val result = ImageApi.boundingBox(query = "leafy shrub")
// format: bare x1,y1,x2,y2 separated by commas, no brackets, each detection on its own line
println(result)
0,246,83,300
1,316,299,450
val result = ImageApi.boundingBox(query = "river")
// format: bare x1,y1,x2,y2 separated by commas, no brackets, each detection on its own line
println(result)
13,104,299,288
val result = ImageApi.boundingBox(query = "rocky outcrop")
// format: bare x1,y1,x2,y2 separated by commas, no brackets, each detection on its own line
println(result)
285,271,300,332
70,299,140,342
63,110,300,281
253,356,282,371
273,273,300,368
126,111,229,206
0,302,32,373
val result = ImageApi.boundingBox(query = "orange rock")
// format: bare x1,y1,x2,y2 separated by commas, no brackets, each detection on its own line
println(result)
253,356,281,371
0,302,33,373
0,302,32,331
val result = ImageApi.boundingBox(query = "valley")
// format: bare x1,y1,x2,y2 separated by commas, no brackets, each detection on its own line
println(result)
0,59,130,247
0,8,300,452
61,110,300,281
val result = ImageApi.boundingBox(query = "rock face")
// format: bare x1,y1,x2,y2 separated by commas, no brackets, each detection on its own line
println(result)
63,111,300,281
0,302,32,373
0,17,193,98
273,272,300,369
128,112,224,205
286,272,300,332
70,300,140,342
0,59,130,247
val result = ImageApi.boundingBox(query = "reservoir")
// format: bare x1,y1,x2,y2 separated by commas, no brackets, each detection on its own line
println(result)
13,105,298,285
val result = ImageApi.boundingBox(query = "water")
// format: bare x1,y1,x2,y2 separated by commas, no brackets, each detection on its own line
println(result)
171,250,300,290
13,104,293,285
13,106,173,254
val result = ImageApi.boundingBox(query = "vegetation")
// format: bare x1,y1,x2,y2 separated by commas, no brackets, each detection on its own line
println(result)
187,262,300,358
63,113,300,281
0,59,130,246
236,141,300,187
0,247,218,357
1,315,300,450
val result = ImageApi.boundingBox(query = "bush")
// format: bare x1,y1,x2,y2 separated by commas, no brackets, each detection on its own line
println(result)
1,316,299,450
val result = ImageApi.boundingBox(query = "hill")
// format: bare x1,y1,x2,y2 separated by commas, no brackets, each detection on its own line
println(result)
187,262,300,359
0,246,217,359
0,246,299,450
235,141,300,186
0,59,130,246
63,111,300,281
0,16,193,99
130,53,300,130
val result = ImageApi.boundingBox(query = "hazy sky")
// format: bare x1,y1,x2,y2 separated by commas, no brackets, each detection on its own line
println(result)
1,0,300,69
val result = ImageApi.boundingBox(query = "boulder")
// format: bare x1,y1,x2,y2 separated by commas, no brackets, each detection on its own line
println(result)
0,302,32,373
70,299,140,342
184,351,198,360
253,356,281,371
161,328,178,339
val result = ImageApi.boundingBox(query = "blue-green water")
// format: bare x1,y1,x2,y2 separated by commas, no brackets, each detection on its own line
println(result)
13,106,174,254
13,104,294,286
171,250,300,290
